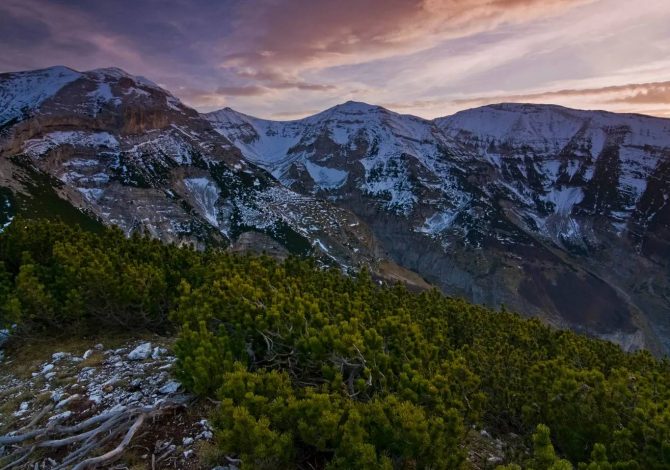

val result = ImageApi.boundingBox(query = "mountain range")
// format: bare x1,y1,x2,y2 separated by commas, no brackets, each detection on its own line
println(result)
1,66,668,354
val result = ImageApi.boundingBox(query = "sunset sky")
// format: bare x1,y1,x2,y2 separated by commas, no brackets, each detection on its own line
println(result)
1,0,669,119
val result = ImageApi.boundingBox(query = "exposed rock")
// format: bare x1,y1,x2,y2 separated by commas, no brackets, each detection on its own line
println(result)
0,338,212,468
151,346,166,359
127,342,152,360
159,380,181,394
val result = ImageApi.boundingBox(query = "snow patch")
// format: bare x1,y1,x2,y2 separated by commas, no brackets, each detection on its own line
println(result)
303,160,348,189
23,131,120,157
543,186,584,215
418,211,458,235
0,66,81,126
87,81,121,108
184,177,220,226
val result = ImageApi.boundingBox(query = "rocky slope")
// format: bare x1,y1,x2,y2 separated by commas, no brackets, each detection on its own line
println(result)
0,67,422,284
208,102,670,354
0,337,225,469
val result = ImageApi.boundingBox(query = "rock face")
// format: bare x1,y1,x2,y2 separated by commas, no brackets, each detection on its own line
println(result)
208,102,670,354
2,67,669,354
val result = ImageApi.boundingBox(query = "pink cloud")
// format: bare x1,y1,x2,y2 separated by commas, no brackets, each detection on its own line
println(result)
451,81,670,113
222,0,593,72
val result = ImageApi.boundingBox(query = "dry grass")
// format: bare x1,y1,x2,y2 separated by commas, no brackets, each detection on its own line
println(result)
0,333,170,378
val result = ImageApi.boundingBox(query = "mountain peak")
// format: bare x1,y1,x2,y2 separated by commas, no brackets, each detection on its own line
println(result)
0,66,83,126
87,66,129,77
329,100,385,114
85,67,165,92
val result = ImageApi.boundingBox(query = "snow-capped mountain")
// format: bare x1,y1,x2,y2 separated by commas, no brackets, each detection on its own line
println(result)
2,66,669,354
0,67,415,280
208,101,670,354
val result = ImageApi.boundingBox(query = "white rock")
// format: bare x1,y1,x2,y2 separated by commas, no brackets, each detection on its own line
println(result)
41,363,55,374
13,402,30,417
158,381,180,394
52,352,69,362
128,342,152,361
198,430,213,440
94,343,104,350
182,437,194,446
82,349,94,360
183,449,194,459
0,328,9,347
128,391,143,402
151,347,167,359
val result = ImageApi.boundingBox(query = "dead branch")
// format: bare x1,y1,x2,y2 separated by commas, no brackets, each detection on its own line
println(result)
0,446,35,470
71,414,145,470
17,404,54,433
0,401,184,469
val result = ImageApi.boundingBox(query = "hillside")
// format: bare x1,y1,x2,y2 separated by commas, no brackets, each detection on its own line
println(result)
1,66,669,354
1,219,669,469
0,66,421,286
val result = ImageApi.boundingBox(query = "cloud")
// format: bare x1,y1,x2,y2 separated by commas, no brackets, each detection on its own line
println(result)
214,81,335,96
187,80,335,104
451,81,670,112
0,0,668,119
214,85,268,97
607,82,670,105
380,99,448,111
222,0,593,72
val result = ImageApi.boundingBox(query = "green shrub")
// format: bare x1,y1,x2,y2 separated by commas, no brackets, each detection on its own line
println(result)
3,218,670,469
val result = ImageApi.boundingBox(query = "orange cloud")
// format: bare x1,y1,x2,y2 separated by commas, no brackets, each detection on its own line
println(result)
449,81,670,115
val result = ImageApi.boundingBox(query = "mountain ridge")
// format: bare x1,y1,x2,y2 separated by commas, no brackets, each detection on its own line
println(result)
1,66,669,354
207,95,670,354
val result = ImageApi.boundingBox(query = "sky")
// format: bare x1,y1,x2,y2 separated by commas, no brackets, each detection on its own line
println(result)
1,0,669,120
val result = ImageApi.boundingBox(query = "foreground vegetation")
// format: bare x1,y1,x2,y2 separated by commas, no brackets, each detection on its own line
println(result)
1,219,669,469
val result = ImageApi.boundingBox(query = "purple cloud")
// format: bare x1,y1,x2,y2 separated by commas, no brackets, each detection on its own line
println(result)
0,0,668,118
